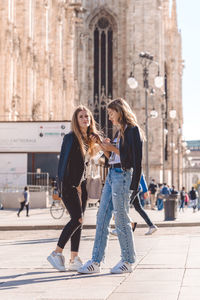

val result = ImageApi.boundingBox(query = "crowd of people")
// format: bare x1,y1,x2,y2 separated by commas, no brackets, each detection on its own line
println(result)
148,179,200,213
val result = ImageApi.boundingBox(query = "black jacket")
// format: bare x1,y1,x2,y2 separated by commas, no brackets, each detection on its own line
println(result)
119,126,143,191
58,132,84,191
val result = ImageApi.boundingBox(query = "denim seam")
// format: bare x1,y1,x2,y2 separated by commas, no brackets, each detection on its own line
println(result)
93,177,112,263
122,173,132,262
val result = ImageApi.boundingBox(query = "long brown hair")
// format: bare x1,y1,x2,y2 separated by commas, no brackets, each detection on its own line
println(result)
71,105,102,156
108,98,145,141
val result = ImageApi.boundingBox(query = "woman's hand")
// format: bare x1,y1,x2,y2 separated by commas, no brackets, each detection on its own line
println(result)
89,133,101,144
101,139,119,155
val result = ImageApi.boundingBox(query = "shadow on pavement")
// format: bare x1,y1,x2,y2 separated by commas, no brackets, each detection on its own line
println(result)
0,238,58,247
0,270,113,290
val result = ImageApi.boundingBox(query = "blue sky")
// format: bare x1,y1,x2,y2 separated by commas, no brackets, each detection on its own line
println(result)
175,0,200,141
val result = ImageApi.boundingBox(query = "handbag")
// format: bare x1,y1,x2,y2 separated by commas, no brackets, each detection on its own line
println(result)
86,176,102,200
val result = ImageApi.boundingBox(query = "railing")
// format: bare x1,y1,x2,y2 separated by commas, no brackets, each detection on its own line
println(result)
0,172,49,192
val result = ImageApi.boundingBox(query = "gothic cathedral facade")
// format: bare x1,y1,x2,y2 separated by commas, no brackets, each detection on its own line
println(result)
0,0,183,186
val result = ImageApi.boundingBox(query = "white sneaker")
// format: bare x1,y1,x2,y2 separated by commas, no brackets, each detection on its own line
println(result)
110,229,117,236
47,251,66,272
78,259,100,274
111,260,133,274
145,225,158,235
68,256,83,271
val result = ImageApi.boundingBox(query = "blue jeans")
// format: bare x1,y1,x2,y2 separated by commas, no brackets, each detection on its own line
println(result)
92,168,136,264
157,198,164,210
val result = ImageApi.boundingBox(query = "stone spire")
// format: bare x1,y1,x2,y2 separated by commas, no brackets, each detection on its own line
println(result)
171,0,178,29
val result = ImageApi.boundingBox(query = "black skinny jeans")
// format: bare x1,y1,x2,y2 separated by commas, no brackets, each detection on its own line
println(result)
18,201,29,216
57,180,88,252
133,195,153,227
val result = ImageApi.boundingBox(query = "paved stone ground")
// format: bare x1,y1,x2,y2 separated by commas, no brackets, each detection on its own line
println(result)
1,205,200,230
1,227,200,300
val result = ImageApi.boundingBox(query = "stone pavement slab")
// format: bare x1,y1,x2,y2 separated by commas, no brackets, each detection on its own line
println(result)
1,227,200,299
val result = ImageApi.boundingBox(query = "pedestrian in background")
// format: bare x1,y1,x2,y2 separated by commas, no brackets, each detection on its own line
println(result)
179,187,185,212
189,187,198,213
79,98,143,274
156,183,164,211
170,185,178,195
185,192,189,207
148,179,158,210
161,183,170,198
47,105,101,272
17,186,30,217
133,174,158,235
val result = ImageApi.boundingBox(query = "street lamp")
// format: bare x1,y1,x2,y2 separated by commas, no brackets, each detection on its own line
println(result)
161,102,168,183
177,127,182,190
169,109,177,186
127,52,163,184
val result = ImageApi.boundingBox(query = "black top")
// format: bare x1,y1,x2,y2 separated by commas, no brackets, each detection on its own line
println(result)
63,134,85,188
119,126,143,191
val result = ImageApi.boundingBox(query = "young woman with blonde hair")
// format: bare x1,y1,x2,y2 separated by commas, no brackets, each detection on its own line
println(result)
47,105,101,272
79,98,143,274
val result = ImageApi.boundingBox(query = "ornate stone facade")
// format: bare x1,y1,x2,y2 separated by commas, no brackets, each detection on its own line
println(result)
0,0,183,186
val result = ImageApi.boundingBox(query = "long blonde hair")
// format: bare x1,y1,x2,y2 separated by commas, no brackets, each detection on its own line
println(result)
108,98,145,141
71,105,102,156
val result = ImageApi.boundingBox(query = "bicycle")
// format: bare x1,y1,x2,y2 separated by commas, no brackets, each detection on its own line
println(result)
50,193,66,219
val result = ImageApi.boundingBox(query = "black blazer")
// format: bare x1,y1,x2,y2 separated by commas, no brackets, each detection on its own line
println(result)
119,126,143,191
58,132,84,191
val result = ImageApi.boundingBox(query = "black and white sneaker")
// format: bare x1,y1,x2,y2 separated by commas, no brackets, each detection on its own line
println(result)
110,260,133,274
78,260,100,274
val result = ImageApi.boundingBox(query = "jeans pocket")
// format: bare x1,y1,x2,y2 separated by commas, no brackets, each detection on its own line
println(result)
115,168,123,173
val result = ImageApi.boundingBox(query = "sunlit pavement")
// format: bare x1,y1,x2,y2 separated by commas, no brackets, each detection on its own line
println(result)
1,227,200,299
1,205,200,230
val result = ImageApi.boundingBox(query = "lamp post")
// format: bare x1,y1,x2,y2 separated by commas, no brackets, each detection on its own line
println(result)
127,52,163,184
177,127,182,190
169,109,177,186
161,103,168,183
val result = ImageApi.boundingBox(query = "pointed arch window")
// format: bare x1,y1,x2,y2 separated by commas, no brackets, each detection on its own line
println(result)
93,17,113,132
94,17,113,100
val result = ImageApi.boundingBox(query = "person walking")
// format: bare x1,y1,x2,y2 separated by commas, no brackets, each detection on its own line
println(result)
132,174,158,235
17,186,30,217
189,187,198,213
179,187,185,212
47,105,101,272
156,183,164,211
161,183,170,199
184,192,189,207
170,185,178,195
148,179,158,210
78,98,143,274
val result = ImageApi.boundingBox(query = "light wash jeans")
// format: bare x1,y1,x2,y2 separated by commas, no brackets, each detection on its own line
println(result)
92,168,136,264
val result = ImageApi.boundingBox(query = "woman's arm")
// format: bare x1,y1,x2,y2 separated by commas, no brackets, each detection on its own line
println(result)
129,126,143,191
90,135,112,159
100,139,120,155
57,133,73,192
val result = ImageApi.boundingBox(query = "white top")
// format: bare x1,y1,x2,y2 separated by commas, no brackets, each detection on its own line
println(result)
108,135,121,165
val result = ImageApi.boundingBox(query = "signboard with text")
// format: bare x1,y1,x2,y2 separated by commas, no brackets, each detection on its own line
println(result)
0,121,71,152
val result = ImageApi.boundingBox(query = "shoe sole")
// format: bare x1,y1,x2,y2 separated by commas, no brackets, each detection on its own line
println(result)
77,270,100,274
145,228,158,235
110,231,117,236
111,269,132,274
68,265,82,271
47,256,66,272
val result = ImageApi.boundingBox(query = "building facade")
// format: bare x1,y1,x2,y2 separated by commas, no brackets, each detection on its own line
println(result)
0,0,183,185
183,141,200,193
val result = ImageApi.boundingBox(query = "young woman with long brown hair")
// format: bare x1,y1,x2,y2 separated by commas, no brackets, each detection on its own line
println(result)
47,105,101,272
79,98,143,274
